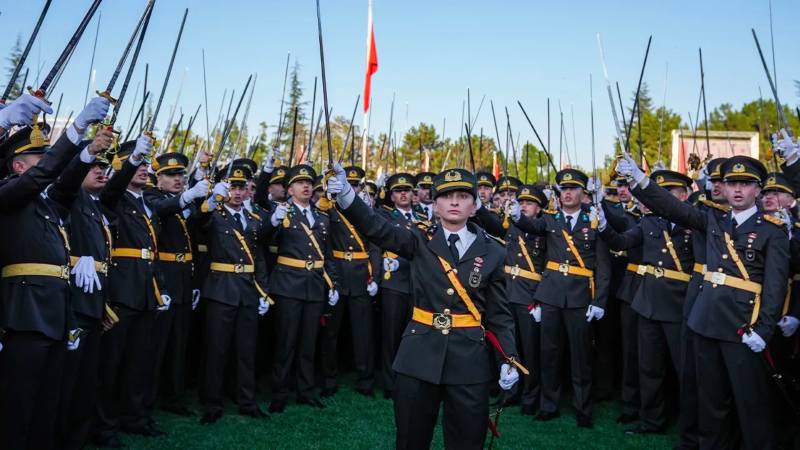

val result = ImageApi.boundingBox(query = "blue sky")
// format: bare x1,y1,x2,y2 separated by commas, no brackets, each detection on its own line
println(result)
3,0,799,168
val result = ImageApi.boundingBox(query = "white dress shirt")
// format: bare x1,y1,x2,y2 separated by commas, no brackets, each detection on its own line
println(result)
730,205,758,227
224,204,248,231
443,225,476,259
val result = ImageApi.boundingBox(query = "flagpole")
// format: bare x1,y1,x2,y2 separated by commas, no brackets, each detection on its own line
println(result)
362,0,377,171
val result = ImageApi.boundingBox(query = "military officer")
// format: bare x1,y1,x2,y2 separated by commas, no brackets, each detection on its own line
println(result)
415,171,435,220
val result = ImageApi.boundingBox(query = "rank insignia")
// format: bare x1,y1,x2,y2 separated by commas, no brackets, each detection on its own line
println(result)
469,269,482,288
745,249,756,262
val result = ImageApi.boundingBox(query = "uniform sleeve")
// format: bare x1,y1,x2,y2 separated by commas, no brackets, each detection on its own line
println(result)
100,159,138,210
322,218,340,290
753,228,790,341
484,256,518,359
602,202,632,232
144,189,184,216
339,193,419,260
474,206,506,237
513,213,548,235
46,153,94,208
254,229,270,297
254,169,272,209
599,223,644,251
593,236,612,309
633,181,707,231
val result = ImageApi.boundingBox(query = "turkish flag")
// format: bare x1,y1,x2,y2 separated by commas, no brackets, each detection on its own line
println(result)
677,138,687,174
363,0,378,113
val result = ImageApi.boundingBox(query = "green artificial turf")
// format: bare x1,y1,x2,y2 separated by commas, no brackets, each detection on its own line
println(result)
94,381,677,449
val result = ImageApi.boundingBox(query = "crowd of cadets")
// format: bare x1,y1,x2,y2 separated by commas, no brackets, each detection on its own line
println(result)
0,92,799,450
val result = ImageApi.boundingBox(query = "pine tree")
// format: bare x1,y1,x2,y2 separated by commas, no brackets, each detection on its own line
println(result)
4,35,24,100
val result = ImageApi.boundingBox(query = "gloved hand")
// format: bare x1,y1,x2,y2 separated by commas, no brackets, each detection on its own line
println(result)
71,256,102,294
131,134,153,163
778,209,793,233
585,305,605,322
67,329,81,351
383,257,399,272
182,179,210,205
325,162,351,197
509,199,521,222
87,128,115,155
270,203,289,227
208,182,229,210
358,190,372,205
328,289,339,306
529,304,541,323
258,297,270,316
262,153,274,173
616,153,646,185
778,315,800,337
498,363,519,390
74,96,111,131
591,205,607,231
376,172,386,188
0,93,53,129
192,289,201,311
741,330,766,352
772,129,799,165
367,280,378,297
158,294,172,311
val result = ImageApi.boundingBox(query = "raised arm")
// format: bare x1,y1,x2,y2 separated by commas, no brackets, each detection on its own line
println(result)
632,181,707,231
599,222,644,251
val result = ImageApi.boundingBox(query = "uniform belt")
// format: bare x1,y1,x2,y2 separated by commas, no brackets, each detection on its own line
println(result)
158,252,193,263
384,251,399,259
693,263,707,275
69,256,108,274
412,307,481,334
626,263,643,274
703,271,762,295
504,265,542,281
332,250,369,261
268,246,279,254
196,244,208,253
545,261,593,278
640,264,691,282
1,263,70,280
276,256,324,270
111,248,155,260
210,262,254,273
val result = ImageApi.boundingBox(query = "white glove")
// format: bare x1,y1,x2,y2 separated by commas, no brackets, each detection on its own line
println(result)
376,173,386,188
585,305,605,322
778,315,800,337
270,203,289,227
358,190,372,205
67,330,81,351
158,294,172,311
71,256,102,294
182,179,210,204
192,167,207,181
509,199,521,222
262,153,275,173
498,363,519,391
383,257,399,272
741,330,766,352
616,153,646,185
192,289,201,311
772,129,799,165
328,289,339,306
131,134,153,163
529,304,541,323
592,205,607,231
367,281,378,297
258,297,270,316
74,96,111,131
326,162,351,197
0,93,53,129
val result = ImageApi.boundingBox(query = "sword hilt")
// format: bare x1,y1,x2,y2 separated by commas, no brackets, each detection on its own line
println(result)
96,90,119,105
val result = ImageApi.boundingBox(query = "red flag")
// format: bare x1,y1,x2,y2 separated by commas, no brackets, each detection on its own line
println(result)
363,0,378,113
677,138,687,174
492,152,500,178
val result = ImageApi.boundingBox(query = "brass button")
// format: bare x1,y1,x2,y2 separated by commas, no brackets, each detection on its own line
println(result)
446,288,454,296
722,254,728,259
442,329,449,335
661,248,667,253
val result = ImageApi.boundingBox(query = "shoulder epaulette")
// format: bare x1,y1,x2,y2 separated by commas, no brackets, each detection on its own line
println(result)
699,198,731,213
247,211,262,221
314,208,329,217
485,232,506,246
543,208,557,215
762,214,784,227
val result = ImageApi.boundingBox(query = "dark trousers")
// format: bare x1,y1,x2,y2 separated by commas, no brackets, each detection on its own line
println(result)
638,316,680,430
161,302,192,407
511,303,540,410
95,306,155,437
540,304,593,419
592,295,620,400
677,322,699,449
380,289,412,393
0,331,64,450
619,302,640,416
321,294,375,391
271,296,324,401
203,299,259,413
144,306,175,416
694,333,776,450
394,373,488,450
59,323,101,450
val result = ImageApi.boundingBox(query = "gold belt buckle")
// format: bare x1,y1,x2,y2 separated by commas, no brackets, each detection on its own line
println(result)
344,251,353,261
636,265,647,276
60,265,70,280
710,272,726,287
305,260,315,270
175,253,186,263
98,262,108,274
653,267,665,279
510,265,520,277
432,308,453,335
558,263,569,275
234,264,245,273
141,248,151,260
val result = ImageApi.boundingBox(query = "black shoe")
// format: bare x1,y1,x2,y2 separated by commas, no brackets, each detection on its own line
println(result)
577,415,593,428
93,434,126,449
356,388,375,398
625,425,663,435
200,410,223,425
239,407,269,419
320,386,338,398
520,404,537,416
268,400,287,414
383,390,392,400
162,403,194,416
297,396,326,409
616,413,639,424
535,411,560,422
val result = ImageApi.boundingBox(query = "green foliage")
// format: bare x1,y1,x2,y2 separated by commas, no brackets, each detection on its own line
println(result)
3,35,24,100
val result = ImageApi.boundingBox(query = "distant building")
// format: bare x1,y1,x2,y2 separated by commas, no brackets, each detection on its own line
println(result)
670,129,759,174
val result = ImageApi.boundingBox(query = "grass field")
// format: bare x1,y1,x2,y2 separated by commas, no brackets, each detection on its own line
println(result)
96,380,678,449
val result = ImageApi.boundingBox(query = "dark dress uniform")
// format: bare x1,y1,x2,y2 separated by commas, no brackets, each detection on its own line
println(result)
198,166,270,422
632,156,788,450
49,153,115,450
0,125,84,450
266,165,339,410
95,146,170,439
513,169,611,425
600,169,695,432
337,168,518,450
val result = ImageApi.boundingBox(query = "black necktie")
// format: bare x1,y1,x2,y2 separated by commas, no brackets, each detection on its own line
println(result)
447,233,460,262
233,212,244,232
136,196,148,217
566,215,573,231
303,209,312,226
731,217,738,229
405,212,412,221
